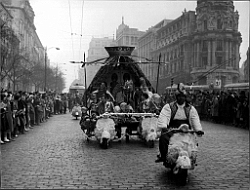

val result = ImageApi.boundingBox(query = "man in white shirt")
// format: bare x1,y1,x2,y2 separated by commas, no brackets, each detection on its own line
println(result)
155,83,204,163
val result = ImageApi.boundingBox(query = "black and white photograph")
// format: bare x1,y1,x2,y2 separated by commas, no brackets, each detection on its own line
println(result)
0,0,249,189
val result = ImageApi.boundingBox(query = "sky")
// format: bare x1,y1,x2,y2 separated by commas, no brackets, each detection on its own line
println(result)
29,0,249,92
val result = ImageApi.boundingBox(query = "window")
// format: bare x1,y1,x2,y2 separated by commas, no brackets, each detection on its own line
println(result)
216,41,223,51
180,45,184,55
229,20,233,28
202,57,207,66
180,60,183,70
217,19,223,29
202,40,208,51
216,56,222,65
204,20,207,30
126,36,129,45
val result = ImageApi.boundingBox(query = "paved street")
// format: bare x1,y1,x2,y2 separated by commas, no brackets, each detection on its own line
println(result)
1,113,249,189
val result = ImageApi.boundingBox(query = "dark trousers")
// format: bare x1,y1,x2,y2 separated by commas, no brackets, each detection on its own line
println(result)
159,132,171,161
35,108,40,125
18,116,25,133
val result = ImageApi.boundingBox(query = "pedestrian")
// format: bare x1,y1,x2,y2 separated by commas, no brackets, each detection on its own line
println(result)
211,92,219,123
17,92,28,133
5,93,14,140
1,94,9,143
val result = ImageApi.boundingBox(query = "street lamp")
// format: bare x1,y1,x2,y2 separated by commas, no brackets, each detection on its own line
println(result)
44,47,60,92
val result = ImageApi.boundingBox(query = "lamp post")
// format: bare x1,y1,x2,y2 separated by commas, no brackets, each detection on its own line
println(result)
44,47,60,92
156,53,161,93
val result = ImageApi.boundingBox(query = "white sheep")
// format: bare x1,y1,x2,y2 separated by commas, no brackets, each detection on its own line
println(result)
139,117,158,145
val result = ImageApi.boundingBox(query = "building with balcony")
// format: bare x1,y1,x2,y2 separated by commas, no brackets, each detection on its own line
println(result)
137,0,242,94
2,0,45,92
191,0,241,87
137,19,173,85
149,10,196,92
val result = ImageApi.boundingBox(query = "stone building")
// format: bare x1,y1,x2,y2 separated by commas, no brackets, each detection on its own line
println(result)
243,47,249,82
2,0,44,92
137,19,172,82
86,37,117,62
150,10,196,92
0,2,19,89
191,0,241,87
138,0,242,94
116,17,145,58
79,37,117,89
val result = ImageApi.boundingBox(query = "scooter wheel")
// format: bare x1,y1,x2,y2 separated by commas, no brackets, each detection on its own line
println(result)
177,169,188,185
147,140,154,148
101,138,108,149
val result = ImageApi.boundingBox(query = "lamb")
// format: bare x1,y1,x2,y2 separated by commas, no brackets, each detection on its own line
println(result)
139,116,158,147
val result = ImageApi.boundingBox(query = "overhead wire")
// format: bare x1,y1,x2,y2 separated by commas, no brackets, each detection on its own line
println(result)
76,0,85,81
68,0,75,60
192,57,236,84
79,0,84,62
68,0,78,79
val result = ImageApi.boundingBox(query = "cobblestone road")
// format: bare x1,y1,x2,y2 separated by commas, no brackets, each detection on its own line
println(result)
1,113,249,189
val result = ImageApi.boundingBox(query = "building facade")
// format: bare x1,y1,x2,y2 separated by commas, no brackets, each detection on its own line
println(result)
243,47,249,82
137,19,172,82
137,0,242,94
191,0,241,87
2,0,45,92
0,2,19,89
150,10,196,92
79,37,117,89
116,17,145,58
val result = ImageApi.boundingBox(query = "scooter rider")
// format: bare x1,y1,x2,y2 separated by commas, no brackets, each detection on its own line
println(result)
155,83,204,163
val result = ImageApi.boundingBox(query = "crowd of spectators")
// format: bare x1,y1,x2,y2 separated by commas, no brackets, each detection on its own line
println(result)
162,89,249,129
1,86,248,144
0,89,82,144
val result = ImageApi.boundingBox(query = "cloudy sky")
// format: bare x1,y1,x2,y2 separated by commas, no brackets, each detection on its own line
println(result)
29,0,249,91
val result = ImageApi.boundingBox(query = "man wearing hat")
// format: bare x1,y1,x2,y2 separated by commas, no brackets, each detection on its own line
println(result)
155,83,204,163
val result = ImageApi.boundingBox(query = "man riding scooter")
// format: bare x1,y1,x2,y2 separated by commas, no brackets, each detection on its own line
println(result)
155,83,204,163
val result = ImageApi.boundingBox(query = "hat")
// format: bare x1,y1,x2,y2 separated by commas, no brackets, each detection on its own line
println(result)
175,83,187,97
81,106,88,112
